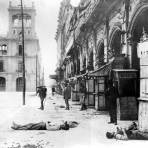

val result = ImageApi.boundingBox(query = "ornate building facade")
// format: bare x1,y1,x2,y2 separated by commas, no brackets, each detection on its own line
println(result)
0,2,42,92
56,0,148,131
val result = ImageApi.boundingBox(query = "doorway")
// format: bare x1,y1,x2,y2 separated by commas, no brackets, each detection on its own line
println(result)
0,77,6,91
16,77,25,92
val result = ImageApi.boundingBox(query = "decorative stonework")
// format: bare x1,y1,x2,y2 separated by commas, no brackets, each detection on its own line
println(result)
128,0,141,24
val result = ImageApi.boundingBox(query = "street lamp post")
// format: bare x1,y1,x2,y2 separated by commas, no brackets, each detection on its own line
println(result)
20,0,26,105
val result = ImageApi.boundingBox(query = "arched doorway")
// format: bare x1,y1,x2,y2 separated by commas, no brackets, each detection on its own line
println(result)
87,51,93,70
0,77,6,91
16,77,25,92
97,41,104,68
109,29,122,59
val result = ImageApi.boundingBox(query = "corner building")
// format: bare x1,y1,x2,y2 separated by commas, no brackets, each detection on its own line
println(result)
0,2,42,92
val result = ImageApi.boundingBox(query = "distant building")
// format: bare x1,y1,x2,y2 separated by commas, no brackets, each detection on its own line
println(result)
0,1,43,91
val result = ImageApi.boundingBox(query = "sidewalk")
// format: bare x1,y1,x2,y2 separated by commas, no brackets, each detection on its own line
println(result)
0,92,143,148
52,94,137,127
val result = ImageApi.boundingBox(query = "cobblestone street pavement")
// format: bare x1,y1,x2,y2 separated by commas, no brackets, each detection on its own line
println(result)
0,92,146,148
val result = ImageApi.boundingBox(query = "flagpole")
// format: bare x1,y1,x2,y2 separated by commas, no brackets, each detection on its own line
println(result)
20,0,26,105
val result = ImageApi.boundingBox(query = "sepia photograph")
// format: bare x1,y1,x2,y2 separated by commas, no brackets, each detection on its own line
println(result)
0,0,148,147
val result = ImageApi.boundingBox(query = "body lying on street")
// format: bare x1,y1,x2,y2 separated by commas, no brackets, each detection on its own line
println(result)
106,122,148,140
11,121,79,131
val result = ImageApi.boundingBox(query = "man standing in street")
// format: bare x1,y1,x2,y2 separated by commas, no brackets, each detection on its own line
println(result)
80,84,87,111
63,82,71,110
106,80,118,125
37,86,47,110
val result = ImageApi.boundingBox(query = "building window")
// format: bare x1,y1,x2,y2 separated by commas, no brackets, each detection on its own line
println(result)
0,44,7,55
18,45,23,56
0,61,4,72
12,14,31,27
18,61,23,72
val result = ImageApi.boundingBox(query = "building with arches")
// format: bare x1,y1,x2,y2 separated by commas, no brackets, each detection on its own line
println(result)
56,0,148,129
0,2,43,92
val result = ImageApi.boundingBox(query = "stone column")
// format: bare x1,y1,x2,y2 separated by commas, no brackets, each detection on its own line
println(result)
104,18,109,63
80,49,83,72
127,36,132,69
138,41,148,132
93,29,97,70
104,38,108,63
121,21,127,55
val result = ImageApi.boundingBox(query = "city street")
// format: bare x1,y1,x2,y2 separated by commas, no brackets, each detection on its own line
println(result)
0,91,146,148
0,0,148,147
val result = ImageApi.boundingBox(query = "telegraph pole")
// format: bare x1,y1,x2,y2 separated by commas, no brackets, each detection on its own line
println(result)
20,0,26,105
36,54,38,95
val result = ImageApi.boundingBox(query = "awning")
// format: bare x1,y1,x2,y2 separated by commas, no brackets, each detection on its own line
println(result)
76,73,88,80
68,77,77,82
73,62,112,81
89,60,113,77
76,73,88,78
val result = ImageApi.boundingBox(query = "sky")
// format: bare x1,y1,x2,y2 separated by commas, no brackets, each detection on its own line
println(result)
0,0,80,85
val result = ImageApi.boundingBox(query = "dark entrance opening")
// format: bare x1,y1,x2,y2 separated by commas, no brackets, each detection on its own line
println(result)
0,77,6,91
97,42,104,68
109,30,122,59
16,77,25,92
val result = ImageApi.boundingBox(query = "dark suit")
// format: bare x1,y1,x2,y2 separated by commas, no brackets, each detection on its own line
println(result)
108,86,118,123
37,87,47,110
63,85,71,110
